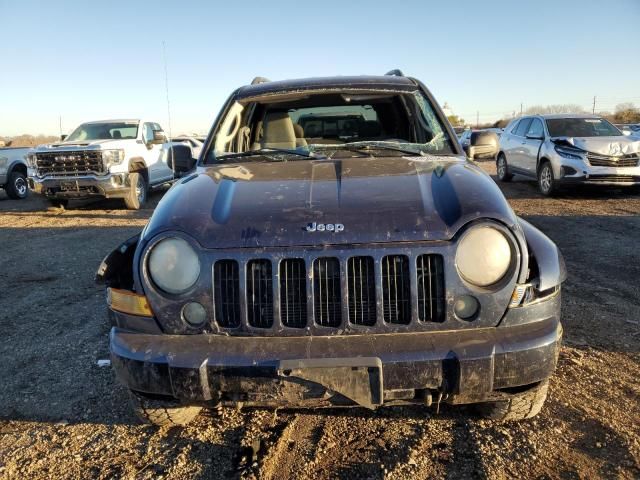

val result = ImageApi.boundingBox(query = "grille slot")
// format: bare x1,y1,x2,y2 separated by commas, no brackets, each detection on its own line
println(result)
247,259,273,328
347,256,376,326
280,259,307,328
313,258,342,327
587,152,639,168
416,254,445,322
213,260,241,328
382,255,411,324
35,151,106,176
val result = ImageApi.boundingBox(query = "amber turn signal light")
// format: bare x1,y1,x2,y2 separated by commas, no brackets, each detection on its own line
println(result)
107,288,153,317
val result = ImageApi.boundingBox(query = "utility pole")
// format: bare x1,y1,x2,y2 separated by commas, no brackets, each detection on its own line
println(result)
592,96,596,114
476,111,479,128
59,115,62,137
520,103,523,116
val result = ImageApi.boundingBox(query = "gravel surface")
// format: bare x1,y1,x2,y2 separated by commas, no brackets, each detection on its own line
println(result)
0,164,638,479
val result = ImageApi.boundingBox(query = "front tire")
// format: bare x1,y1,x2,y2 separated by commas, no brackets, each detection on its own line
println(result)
496,154,513,182
123,172,148,210
538,162,557,196
5,171,29,199
476,381,549,421
129,391,202,427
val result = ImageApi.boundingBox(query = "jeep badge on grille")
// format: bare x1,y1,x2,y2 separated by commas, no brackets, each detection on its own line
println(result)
306,222,344,232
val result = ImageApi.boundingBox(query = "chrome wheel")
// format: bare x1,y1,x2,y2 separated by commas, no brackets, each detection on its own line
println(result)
540,165,552,193
136,176,145,202
14,177,27,197
497,157,506,178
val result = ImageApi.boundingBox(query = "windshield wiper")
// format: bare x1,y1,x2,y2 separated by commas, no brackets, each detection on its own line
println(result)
216,148,320,161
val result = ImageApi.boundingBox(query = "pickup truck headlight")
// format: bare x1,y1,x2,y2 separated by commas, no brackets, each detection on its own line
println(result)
554,145,584,161
456,225,512,287
26,153,37,168
148,237,200,294
102,149,125,168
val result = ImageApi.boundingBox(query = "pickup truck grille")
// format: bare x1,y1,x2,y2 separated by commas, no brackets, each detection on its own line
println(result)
211,253,445,333
587,152,639,168
34,151,106,176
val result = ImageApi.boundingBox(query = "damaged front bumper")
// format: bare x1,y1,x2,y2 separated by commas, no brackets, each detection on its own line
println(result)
110,295,562,410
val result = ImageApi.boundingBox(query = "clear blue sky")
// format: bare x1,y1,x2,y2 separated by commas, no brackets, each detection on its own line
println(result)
1,0,639,136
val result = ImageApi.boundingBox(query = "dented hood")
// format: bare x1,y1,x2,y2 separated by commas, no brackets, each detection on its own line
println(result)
144,156,517,249
552,135,640,156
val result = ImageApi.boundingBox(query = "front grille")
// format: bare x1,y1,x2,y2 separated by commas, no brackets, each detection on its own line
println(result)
382,255,411,324
214,260,241,328
211,252,446,333
347,256,376,326
280,259,307,328
587,175,640,183
587,152,639,167
35,150,106,176
416,254,445,322
313,258,342,327
247,260,273,328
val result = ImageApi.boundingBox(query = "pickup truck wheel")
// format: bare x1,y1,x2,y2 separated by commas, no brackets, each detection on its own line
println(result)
475,381,549,421
496,154,513,182
47,198,68,208
123,172,147,210
538,162,556,196
6,171,29,199
129,391,202,427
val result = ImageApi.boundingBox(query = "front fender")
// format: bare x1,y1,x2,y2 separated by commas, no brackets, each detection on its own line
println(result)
518,217,566,290
95,233,141,290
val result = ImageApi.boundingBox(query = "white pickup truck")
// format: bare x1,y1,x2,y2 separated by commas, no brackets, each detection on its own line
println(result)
27,119,175,209
0,147,30,199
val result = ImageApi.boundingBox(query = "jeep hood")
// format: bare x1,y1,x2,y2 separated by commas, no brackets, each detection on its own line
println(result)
144,156,517,249
551,136,640,156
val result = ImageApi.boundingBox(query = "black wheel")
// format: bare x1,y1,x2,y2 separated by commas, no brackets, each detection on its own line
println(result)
129,391,202,427
123,172,148,210
496,154,513,182
47,198,68,208
476,381,549,421
537,162,556,196
5,170,29,199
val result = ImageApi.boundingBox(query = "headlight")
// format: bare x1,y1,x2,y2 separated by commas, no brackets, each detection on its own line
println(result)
456,225,512,287
554,145,584,161
26,153,37,168
148,237,200,294
102,149,125,167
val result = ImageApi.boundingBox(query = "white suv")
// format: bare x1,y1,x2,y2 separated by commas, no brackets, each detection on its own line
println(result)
28,119,175,209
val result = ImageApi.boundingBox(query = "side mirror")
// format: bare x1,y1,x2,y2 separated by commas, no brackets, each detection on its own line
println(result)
152,130,167,144
166,144,196,176
60,134,67,141
526,133,544,140
468,131,499,160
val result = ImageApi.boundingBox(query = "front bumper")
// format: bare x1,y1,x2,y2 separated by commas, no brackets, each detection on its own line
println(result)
554,157,640,186
110,295,562,409
28,173,131,199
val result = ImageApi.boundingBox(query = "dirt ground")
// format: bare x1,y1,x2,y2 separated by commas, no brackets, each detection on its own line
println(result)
0,163,639,480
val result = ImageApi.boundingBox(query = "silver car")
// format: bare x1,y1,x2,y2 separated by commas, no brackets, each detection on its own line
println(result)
497,114,640,195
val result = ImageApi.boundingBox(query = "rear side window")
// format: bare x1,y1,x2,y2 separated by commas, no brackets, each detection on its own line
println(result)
514,118,532,137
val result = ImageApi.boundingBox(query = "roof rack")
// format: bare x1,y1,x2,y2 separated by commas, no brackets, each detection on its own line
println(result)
384,69,404,77
251,76,271,85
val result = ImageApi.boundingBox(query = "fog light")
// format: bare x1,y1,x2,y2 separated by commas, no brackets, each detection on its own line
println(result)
454,295,479,320
182,302,207,326
111,174,123,187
